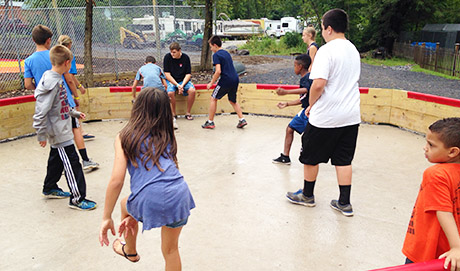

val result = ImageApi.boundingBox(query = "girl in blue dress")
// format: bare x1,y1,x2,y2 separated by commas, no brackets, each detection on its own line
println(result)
99,87,195,269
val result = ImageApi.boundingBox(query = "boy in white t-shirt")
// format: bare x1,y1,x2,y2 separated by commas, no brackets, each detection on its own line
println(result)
286,8,361,217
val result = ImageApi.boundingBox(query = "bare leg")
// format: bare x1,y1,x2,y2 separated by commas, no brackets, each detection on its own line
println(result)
229,100,243,119
161,226,183,271
208,97,218,121
72,127,85,150
186,88,196,115
335,165,352,186
304,164,319,182
113,197,139,261
168,92,177,117
283,126,295,156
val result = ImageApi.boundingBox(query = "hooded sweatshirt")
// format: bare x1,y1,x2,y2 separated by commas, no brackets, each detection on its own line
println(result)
33,70,81,147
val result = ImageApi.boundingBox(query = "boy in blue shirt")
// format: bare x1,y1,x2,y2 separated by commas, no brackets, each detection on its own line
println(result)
24,25,52,90
131,56,167,100
203,35,247,129
273,54,312,165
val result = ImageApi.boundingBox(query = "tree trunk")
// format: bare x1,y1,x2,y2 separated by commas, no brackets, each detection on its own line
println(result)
84,1,94,87
199,0,213,71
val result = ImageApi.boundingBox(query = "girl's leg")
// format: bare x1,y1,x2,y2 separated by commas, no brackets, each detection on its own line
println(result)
161,226,183,271
113,197,139,261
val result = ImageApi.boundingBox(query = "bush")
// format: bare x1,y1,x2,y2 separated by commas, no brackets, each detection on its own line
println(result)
282,32,303,48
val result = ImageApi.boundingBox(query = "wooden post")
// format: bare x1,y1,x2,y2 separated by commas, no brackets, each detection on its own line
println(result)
420,42,426,69
434,42,440,72
454,43,460,77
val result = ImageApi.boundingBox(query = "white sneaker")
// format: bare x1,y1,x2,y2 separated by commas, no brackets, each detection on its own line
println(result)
173,117,179,130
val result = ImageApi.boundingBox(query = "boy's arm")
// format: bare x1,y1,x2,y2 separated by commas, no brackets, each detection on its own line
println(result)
71,74,86,95
437,211,460,270
24,78,35,90
33,90,54,146
277,98,301,109
161,78,167,91
308,78,326,108
277,87,307,96
207,64,221,89
131,79,139,98
164,72,179,87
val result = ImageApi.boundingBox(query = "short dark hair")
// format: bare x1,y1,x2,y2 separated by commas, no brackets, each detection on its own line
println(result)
429,118,460,148
322,8,348,33
32,24,53,45
145,56,156,63
169,42,181,51
208,35,222,47
295,54,311,70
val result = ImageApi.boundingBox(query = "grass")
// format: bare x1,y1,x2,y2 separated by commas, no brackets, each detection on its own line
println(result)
240,36,307,55
361,56,460,80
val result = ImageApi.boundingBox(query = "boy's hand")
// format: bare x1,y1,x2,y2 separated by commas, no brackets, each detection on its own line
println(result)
79,85,86,95
276,87,287,95
79,112,86,120
74,99,80,107
178,85,184,95
440,247,460,271
207,83,213,90
99,218,115,247
39,141,47,147
305,105,312,117
277,102,288,109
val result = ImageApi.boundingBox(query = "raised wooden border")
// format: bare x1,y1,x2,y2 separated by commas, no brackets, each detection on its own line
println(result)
1,84,459,140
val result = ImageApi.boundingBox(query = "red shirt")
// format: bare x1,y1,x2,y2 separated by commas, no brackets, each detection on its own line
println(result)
403,163,460,262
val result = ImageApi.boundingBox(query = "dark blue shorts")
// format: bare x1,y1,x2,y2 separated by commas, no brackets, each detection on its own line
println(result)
289,108,309,134
211,84,238,103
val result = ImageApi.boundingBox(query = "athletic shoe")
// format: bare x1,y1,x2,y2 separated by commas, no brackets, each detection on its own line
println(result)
286,189,316,207
202,120,215,129
237,119,247,128
83,134,95,141
83,159,99,170
69,199,97,211
43,189,71,199
173,117,179,130
272,153,291,165
330,199,354,216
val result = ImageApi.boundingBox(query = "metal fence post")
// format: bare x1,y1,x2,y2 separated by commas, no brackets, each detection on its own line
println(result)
11,7,24,88
153,0,161,63
454,43,460,77
434,42,439,72
109,0,119,81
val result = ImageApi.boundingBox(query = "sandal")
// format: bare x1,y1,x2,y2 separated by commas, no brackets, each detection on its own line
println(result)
185,114,194,120
113,238,140,263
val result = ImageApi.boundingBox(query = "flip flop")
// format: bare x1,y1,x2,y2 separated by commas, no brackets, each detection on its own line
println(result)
112,238,140,263
83,133,95,140
185,114,194,120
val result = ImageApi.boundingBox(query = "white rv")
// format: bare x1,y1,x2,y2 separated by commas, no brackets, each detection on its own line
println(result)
280,17,303,34
264,19,283,38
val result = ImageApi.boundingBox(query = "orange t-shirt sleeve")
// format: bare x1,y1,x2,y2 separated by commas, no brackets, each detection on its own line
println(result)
423,166,453,213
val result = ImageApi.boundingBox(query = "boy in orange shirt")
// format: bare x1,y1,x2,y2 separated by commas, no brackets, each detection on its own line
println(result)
403,118,460,270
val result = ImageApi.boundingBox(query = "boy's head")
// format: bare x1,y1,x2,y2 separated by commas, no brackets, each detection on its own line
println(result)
145,56,156,64
424,118,460,163
32,24,53,48
169,42,182,59
294,54,311,75
321,9,348,41
302,27,316,43
208,35,222,52
49,45,73,70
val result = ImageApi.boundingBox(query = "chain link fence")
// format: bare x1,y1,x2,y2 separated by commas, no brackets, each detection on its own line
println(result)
0,4,205,92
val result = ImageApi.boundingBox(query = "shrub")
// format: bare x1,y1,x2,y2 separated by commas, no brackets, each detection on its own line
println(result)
282,32,302,48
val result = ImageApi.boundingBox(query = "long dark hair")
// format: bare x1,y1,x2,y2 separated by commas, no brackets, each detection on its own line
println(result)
119,87,178,171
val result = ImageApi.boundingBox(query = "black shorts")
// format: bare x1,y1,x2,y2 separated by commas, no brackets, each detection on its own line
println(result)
299,123,359,166
211,84,238,103
71,117,80,129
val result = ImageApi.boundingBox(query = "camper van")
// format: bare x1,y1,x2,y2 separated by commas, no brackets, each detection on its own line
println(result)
264,19,283,38
280,17,303,34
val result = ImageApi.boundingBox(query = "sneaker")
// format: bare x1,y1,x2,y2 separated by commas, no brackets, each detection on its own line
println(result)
237,119,247,128
202,120,215,129
286,189,316,207
69,199,97,211
330,199,354,216
273,153,291,165
43,189,71,199
83,133,95,141
83,159,100,170
173,117,179,130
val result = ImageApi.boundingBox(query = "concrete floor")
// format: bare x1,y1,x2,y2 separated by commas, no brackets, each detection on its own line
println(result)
0,115,430,271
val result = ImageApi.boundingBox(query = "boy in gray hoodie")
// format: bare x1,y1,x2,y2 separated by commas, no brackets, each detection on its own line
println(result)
33,45,97,211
